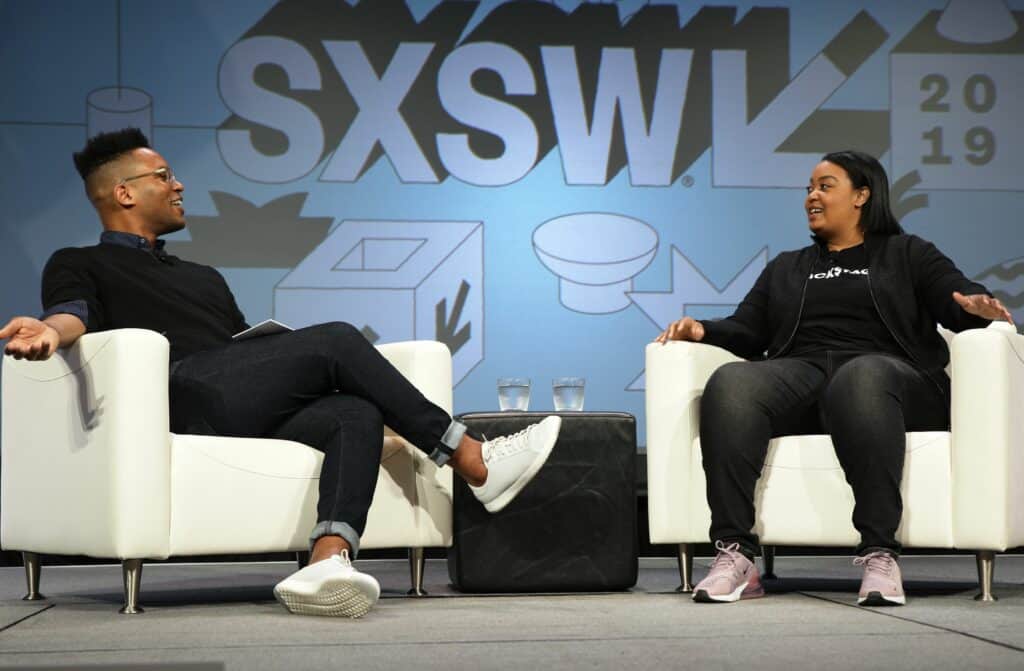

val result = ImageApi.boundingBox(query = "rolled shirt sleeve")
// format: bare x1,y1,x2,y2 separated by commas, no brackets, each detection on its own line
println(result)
40,299,89,325
41,249,103,332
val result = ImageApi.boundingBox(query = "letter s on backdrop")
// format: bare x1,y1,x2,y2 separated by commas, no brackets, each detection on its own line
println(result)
218,36,325,183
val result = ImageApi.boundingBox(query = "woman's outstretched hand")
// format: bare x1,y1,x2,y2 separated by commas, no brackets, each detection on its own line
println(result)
953,291,1015,326
655,316,706,344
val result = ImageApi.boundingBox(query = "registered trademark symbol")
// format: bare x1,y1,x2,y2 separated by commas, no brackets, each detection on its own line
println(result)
681,175,694,187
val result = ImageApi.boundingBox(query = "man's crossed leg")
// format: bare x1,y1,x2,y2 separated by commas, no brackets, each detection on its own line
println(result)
168,322,561,618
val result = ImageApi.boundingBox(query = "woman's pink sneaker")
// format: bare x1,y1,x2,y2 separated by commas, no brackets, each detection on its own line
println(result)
693,541,765,603
854,551,905,606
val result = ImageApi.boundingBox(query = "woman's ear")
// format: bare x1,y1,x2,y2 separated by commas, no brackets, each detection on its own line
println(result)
854,186,870,209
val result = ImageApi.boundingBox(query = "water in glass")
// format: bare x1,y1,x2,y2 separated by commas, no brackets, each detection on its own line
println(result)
552,378,585,411
497,378,531,411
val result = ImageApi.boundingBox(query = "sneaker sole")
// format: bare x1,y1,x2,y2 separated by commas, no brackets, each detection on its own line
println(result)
483,417,561,513
858,591,905,607
693,582,765,603
274,576,380,618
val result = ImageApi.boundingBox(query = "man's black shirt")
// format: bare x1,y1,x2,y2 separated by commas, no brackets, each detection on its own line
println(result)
42,232,248,362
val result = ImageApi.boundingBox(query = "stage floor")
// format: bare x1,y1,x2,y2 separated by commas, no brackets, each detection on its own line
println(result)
1,555,1023,670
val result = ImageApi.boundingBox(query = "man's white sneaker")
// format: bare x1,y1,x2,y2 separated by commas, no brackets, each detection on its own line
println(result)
469,415,561,513
273,550,380,618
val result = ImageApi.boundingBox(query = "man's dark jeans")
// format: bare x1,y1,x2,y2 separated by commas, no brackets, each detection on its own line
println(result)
699,352,949,558
167,322,459,556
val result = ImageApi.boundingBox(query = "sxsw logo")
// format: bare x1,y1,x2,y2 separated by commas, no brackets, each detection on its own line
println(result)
217,0,889,188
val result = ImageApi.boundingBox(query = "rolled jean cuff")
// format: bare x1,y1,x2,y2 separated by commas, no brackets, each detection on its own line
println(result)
309,521,361,559
428,419,467,466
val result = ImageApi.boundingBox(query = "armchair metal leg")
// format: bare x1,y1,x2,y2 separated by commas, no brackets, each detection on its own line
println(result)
974,551,997,602
675,543,694,593
21,552,45,601
407,547,427,596
119,559,145,614
762,545,777,580
296,551,310,569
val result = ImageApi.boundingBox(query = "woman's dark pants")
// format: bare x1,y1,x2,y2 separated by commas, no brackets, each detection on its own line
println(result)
699,352,949,558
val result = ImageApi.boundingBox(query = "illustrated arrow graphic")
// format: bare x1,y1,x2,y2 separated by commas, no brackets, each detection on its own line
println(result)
626,246,767,391
712,11,888,187
436,280,472,354
628,246,767,331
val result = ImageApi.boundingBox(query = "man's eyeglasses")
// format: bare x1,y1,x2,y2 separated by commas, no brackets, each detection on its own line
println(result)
119,167,176,186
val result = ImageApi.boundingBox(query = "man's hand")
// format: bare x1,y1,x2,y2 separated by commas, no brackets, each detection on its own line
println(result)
655,316,706,344
953,291,1015,326
0,317,61,360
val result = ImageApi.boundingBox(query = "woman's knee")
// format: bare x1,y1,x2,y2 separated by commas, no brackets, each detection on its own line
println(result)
702,362,770,426
824,356,900,418
706,361,755,393
704,362,765,406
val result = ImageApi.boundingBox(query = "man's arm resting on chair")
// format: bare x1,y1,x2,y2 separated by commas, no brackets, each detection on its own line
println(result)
0,314,87,360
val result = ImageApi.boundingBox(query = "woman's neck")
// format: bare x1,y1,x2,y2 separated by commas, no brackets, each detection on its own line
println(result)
825,231,865,252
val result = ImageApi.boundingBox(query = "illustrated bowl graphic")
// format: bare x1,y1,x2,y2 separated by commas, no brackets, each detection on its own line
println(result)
936,0,1019,44
533,212,658,314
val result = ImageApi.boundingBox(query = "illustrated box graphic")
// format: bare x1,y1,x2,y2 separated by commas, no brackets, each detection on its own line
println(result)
890,8,1024,191
275,220,483,384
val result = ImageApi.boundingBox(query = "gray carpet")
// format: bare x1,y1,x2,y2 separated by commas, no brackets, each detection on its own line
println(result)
1,555,1022,670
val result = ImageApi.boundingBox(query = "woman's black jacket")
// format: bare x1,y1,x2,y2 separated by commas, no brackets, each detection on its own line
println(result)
699,233,991,395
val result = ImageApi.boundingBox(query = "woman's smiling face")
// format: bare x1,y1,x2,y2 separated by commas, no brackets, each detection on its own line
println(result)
805,160,869,240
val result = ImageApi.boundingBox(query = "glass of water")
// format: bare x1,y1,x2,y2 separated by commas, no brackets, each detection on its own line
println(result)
552,377,585,411
497,377,531,411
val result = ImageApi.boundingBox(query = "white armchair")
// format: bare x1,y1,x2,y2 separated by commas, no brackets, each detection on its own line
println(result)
1,328,454,612
645,322,1024,600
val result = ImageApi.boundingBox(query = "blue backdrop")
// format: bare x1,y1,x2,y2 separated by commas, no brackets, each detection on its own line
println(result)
3,0,1023,446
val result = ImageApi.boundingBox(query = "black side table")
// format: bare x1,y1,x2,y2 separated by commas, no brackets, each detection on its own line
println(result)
448,411,638,592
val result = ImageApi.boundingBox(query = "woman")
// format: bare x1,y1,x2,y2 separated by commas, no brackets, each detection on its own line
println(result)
655,150,1013,606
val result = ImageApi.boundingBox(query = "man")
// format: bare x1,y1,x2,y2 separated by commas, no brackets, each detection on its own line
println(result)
0,128,561,618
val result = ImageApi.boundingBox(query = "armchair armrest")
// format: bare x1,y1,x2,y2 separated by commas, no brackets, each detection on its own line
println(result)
645,341,742,542
1,328,172,558
375,340,453,415
950,323,1024,550
372,340,454,547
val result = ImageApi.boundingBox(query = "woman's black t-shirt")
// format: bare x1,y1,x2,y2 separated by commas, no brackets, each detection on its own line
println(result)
788,244,904,357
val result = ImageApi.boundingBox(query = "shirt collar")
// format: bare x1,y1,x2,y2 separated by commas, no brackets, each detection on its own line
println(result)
100,231,166,253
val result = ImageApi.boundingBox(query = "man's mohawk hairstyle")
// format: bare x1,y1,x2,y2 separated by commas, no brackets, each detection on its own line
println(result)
72,128,151,180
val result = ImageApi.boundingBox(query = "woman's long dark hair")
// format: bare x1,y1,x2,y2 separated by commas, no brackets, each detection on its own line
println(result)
821,150,903,236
